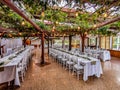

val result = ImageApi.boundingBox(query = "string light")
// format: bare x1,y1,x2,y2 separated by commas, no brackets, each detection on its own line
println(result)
75,12,78,17
19,33,22,36
21,21,25,26
52,29,55,32
85,32,87,35
53,26,55,29
71,25,73,28
93,24,97,28
41,11,45,17
8,34,12,37
78,26,80,30
103,13,107,18
56,21,59,25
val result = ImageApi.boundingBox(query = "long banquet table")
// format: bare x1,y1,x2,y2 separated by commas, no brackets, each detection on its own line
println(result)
50,48,103,81
77,56,103,81
0,46,32,86
85,48,111,61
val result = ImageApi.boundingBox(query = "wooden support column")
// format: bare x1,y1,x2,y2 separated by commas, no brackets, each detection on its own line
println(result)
87,38,89,47
81,36,85,52
62,36,65,48
96,38,97,48
41,33,45,64
99,36,101,48
51,39,52,48
69,35,72,51
80,33,85,52
23,37,26,48
48,37,49,55
0,38,1,55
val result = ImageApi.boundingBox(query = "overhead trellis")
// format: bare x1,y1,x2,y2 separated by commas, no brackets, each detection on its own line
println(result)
0,0,120,37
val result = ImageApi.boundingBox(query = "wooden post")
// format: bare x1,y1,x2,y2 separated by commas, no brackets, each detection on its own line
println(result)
87,38,89,47
51,39,52,48
0,38,1,55
48,37,49,55
41,33,45,64
96,38,97,48
62,36,65,48
69,35,72,51
99,36,101,48
81,36,85,52
23,37,26,48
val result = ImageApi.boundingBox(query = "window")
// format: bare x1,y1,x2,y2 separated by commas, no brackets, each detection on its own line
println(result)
112,36,120,50
106,36,110,49
101,36,105,49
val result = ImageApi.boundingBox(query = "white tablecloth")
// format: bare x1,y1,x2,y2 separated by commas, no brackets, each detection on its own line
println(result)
0,66,16,84
99,51,111,61
78,57,103,81
0,46,32,86
85,49,111,61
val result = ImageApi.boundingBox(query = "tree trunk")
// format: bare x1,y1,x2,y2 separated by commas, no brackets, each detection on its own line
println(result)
62,36,65,48
51,39,52,48
81,36,85,52
48,37,49,55
99,36,101,48
87,38,89,47
23,37,26,48
96,38,97,48
0,38,1,55
69,35,72,51
41,33,45,64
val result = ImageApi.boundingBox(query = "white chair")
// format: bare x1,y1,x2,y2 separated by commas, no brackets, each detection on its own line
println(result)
61,54,68,68
66,55,74,72
73,59,84,80
17,58,25,82
7,48,13,55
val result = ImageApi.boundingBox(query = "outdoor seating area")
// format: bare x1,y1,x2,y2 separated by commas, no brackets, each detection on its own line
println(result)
0,0,120,90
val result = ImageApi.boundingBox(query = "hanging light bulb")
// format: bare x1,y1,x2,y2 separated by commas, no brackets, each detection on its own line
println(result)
52,29,55,32
78,26,80,30
41,11,45,17
103,13,107,18
103,7,106,10
75,12,78,17
8,34,12,37
21,21,25,26
93,24,96,28
71,25,73,28
53,26,55,29
18,32,22,36
85,32,87,35
56,21,59,25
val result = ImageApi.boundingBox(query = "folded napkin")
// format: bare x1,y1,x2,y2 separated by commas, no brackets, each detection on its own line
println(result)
16,49,24,55
0,62,4,66
91,61,96,65
8,55,17,60
80,62,85,66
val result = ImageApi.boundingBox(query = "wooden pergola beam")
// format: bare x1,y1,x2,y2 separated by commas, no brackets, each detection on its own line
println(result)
95,16,120,29
0,0,43,33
